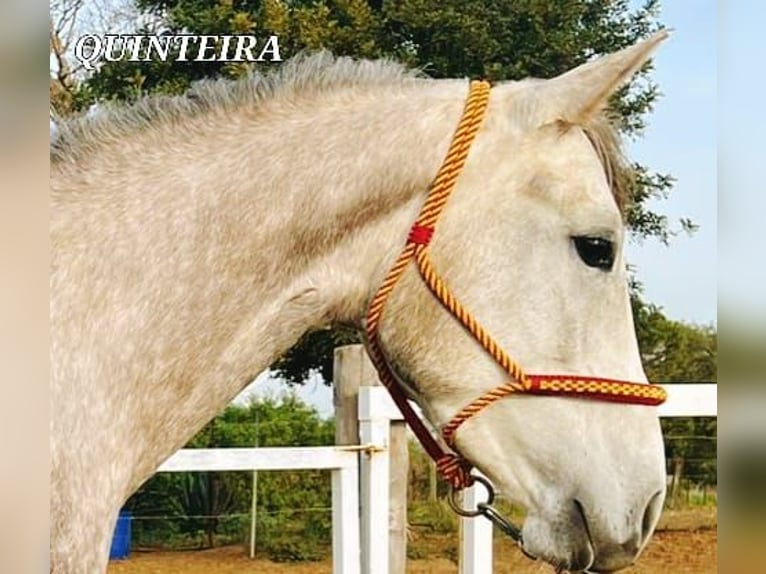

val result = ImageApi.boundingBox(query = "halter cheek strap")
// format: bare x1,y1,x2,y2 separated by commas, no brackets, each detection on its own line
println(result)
365,80,667,494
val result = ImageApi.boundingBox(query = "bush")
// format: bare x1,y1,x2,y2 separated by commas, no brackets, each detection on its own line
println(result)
255,506,331,561
125,395,335,557
409,500,458,534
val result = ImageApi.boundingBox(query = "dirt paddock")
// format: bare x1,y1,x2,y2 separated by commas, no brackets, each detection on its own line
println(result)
108,510,716,574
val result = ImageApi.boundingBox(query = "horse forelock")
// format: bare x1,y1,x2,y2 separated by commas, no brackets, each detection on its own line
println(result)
582,116,633,217
555,115,633,218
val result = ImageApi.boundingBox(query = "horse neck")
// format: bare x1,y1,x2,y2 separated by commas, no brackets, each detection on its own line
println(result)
187,80,470,351
52,79,471,484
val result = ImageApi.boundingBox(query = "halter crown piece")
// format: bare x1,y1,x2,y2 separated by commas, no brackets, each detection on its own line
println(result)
364,80,667,541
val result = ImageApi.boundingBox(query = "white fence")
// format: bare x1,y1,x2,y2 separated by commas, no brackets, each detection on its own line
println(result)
159,446,363,573
157,383,402,574
158,382,717,574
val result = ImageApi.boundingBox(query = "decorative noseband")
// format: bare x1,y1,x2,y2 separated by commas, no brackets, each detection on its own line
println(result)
364,80,667,534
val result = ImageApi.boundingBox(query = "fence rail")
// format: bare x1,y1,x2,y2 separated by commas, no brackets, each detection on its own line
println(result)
159,446,362,574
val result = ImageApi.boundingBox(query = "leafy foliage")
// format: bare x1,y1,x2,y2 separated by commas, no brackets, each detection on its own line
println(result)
631,288,717,488
126,395,335,557
271,325,359,386
633,299,716,383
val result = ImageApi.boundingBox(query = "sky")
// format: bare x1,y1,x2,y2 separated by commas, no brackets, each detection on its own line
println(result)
717,2,766,324
623,0,716,326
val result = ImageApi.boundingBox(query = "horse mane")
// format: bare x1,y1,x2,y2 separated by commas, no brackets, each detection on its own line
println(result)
50,51,422,164
51,52,632,216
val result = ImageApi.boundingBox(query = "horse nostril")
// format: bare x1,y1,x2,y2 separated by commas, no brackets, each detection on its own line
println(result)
572,499,598,570
573,498,591,535
573,498,595,546
641,490,664,544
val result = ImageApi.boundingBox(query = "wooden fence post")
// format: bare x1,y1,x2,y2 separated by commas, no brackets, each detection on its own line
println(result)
334,345,408,574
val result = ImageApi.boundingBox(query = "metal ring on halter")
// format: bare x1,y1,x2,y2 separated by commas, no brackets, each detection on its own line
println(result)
447,475,526,546
447,475,495,517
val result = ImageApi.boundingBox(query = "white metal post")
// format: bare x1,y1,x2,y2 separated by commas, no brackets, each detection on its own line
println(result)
459,479,493,574
358,387,393,574
332,465,362,574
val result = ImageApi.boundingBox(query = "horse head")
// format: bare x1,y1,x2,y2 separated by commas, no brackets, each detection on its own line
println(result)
373,32,668,572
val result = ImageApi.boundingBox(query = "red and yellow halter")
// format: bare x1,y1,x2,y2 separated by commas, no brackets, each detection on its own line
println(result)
365,81,667,501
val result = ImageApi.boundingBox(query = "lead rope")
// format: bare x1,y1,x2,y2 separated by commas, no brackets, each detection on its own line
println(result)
364,80,667,539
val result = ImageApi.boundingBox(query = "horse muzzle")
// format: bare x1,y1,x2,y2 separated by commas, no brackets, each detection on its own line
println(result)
519,487,665,573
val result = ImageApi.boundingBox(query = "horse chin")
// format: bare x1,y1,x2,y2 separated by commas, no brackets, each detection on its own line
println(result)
519,511,595,573
520,508,643,574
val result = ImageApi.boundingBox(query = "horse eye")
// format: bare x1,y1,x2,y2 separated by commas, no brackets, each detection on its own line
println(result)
573,236,615,271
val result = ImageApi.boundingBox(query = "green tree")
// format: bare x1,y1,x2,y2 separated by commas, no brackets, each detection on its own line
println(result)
632,290,717,492
125,394,336,556
633,297,716,383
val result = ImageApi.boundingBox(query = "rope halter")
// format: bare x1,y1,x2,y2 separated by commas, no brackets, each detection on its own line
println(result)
364,80,667,543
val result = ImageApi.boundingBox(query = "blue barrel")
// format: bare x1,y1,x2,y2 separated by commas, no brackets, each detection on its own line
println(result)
109,510,132,560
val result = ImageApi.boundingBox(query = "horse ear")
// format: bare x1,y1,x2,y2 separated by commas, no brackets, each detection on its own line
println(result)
545,30,669,123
